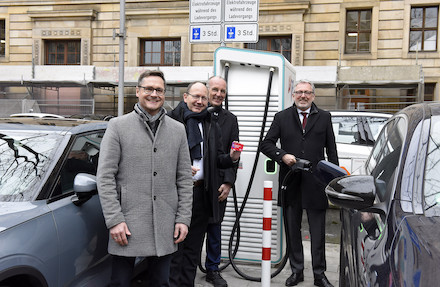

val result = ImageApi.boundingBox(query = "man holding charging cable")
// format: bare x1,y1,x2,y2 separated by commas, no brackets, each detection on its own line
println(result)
261,79,338,287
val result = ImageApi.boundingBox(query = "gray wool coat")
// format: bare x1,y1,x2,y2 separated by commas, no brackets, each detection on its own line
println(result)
97,109,193,257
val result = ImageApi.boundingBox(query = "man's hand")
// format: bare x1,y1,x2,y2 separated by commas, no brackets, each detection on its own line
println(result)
110,222,131,246
230,149,241,162
191,166,200,176
282,154,297,167
218,183,232,202
174,223,188,244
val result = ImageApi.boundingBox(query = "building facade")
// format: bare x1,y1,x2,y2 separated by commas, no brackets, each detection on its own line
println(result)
0,0,438,116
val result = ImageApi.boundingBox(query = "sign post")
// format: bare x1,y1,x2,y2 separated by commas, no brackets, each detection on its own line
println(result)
189,0,259,44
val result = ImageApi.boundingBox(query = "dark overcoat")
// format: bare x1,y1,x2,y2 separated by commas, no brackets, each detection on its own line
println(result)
260,103,338,209
168,102,236,223
211,107,239,221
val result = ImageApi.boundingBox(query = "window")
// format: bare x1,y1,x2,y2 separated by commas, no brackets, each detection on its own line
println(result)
245,36,292,62
409,6,438,52
0,19,5,57
332,115,389,146
55,132,102,196
366,118,405,202
423,115,440,216
140,39,181,66
424,83,436,101
345,9,372,53
45,40,81,65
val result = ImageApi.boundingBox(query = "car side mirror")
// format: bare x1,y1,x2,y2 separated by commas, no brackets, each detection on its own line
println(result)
325,175,377,211
72,173,97,206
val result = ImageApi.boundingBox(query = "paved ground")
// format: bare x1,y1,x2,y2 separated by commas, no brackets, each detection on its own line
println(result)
195,208,341,287
195,241,340,287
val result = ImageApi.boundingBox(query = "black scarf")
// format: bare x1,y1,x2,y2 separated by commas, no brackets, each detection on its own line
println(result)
183,104,208,160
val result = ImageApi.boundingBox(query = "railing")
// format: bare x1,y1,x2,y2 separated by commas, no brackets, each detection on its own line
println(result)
0,99,94,117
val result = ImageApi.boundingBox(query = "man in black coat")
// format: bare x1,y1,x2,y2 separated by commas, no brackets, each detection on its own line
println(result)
204,76,239,287
260,79,338,287
168,81,240,287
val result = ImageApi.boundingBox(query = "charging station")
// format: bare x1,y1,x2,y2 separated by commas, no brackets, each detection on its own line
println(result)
213,47,296,264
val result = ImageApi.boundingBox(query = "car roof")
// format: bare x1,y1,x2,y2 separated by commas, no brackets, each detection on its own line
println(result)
330,110,392,118
0,117,108,133
9,113,65,119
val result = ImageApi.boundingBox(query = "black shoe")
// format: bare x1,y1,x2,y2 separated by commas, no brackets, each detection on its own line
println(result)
206,270,228,287
314,275,334,287
285,272,304,286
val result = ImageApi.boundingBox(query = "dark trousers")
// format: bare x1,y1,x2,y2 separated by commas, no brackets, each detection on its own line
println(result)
110,254,172,287
205,222,222,271
285,205,327,279
170,185,210,287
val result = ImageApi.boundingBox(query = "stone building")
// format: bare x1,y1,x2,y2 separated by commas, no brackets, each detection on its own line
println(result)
0,0,437,116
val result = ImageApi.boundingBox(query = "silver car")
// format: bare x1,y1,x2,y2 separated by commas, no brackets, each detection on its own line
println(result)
0,118,111,286
331,111,392,174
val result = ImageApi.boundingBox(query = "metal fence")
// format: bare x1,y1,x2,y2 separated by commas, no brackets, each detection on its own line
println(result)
0,99,94,117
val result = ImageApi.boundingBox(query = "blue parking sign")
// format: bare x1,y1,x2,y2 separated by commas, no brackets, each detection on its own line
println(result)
192,28,201,40
226,27,235,39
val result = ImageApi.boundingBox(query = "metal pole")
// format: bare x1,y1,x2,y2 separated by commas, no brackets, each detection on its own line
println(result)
261,180,273,286
118,0,126,116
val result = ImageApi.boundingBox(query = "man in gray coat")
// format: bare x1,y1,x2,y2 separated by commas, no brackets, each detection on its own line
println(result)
97,70,193,287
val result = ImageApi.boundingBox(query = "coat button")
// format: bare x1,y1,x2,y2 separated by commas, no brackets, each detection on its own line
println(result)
153,196,156,200
154,148,157,152
153,172,157,176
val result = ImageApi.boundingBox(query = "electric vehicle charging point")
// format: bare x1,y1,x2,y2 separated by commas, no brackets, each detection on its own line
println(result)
213,47,296,271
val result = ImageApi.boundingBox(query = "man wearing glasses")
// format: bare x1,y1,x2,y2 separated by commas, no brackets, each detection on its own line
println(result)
98,70,193,286
168,81,241,287
261,79,338,287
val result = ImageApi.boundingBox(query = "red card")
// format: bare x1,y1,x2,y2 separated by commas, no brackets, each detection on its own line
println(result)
231,141,244,151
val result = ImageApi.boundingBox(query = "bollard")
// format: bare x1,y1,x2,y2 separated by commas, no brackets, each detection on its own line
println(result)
261,181,273,286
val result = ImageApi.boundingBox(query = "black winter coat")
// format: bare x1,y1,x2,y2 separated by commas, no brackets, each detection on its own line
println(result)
260,103,339,209
168,102,235,223
210,106,239,221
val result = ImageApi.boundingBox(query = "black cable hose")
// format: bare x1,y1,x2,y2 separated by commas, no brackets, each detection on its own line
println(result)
197,182,241,273
226,67,290,282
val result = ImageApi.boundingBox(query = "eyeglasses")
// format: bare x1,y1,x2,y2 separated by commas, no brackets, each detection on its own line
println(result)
294,90,314,96
139,86,165,96
188,93,208,102
211,87,226,95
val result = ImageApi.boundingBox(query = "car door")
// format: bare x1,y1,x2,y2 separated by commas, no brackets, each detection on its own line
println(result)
342,117,406,286
46,132,110,286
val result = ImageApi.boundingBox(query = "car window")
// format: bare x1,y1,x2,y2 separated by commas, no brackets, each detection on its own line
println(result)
400,116,432,215
423,115,440,216
52,132,103,197
332,116,388,146
366,117,405,202
0,130,64,202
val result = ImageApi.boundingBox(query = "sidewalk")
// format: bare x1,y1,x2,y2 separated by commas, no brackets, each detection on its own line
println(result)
195,208,341,287
195,241,340,287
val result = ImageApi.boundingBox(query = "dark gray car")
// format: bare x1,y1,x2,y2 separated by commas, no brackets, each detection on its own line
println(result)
0,118,110,286
325,103,440,286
